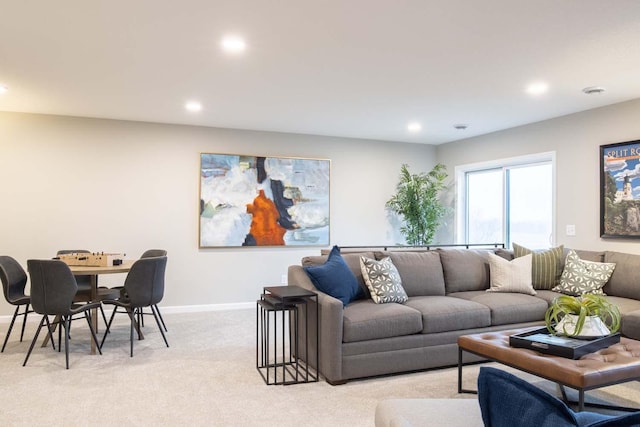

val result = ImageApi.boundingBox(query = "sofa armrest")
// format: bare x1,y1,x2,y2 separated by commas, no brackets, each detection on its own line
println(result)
288,265,344,383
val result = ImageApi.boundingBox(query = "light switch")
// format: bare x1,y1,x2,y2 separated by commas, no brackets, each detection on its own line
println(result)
566,224,576,236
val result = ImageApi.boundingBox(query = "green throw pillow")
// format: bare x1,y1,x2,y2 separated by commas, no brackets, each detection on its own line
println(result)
359,256,408,304
513,243,564,290
552,250,616,296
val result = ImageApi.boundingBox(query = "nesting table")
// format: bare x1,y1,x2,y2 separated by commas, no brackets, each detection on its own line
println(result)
256,285,319,385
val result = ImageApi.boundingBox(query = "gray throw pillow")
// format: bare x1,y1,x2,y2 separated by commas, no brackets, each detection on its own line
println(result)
359,256,408,304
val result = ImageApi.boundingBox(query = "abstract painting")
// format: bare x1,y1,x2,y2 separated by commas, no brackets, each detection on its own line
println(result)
600,139,640,238
199,153,330,247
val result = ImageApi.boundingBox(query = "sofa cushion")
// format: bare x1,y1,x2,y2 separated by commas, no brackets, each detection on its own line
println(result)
360,256,408,304
513,243,564,290
377,251,446,297
303,246,361,306
438,249,491,293
404,296,491,333
303,250,374,299
533,289,562,304
602,296,640,315
621,309,640,340
603,251,640,299
574,250,605,263
449,291,548,325
494,248,514,260
486,253,536,295
552,250,616,296
342,299,423,342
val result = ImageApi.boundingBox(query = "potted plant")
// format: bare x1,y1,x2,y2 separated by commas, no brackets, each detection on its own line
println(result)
545,294,621,338
386,163,448,245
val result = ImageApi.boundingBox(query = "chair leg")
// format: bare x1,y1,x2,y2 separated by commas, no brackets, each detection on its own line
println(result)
150,305,169,348
23,316,46,367
154,305,168,332
130,308,136,357
44,316,56,350
63,316,70,369
125,307,143,340
100,305,118,350
58,316,63,352
20,303,31,342
84,311,102,355
99,304,109,330
1,305,20,352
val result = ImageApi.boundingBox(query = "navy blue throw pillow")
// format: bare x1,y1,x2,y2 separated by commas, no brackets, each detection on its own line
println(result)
478,367,640,427
303,246,360,306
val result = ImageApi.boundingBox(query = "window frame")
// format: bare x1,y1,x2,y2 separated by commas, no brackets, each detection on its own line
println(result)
455,152,557,248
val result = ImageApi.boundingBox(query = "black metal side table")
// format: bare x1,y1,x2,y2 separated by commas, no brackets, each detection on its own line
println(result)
256,285,319,385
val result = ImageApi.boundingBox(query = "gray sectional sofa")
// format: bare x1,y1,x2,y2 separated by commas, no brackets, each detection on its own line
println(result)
287,247,640,384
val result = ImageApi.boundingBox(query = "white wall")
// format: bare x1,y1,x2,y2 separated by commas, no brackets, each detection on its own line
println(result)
0,112,436,315
436,98,640,253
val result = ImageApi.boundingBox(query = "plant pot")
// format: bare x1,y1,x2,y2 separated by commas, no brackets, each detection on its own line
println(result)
554,314,611,338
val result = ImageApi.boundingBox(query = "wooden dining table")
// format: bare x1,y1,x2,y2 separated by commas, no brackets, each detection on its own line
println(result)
41,261,134,354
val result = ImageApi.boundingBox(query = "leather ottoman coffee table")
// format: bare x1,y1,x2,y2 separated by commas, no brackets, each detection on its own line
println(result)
458,328,640,411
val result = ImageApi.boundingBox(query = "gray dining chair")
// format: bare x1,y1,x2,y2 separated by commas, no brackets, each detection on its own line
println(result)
1,256,33,352
109,249,168,332
139,249,168,331
100,256,168,357
24,259,103,369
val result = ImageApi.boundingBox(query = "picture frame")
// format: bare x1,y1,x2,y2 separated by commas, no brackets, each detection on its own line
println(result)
199,153,330,248
600,139,640,238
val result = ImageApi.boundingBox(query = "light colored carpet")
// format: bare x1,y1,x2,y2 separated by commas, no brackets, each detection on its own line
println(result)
1,308,639,426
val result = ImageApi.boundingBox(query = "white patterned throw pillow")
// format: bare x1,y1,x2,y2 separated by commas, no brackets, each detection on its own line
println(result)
359,256,408,304
552,250,616,296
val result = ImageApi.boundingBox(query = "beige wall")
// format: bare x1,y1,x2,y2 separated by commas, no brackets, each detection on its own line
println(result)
0,112,435,315
436,98,640,253
5,98,639,316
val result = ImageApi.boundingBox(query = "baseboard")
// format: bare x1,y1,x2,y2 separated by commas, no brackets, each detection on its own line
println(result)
0,301,254,324
159,302,254,314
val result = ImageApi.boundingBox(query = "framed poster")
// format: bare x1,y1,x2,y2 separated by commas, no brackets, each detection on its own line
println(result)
199,153,330,247
600,139,640,238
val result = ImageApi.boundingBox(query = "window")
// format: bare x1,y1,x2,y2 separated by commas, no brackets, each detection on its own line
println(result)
456,153,555,249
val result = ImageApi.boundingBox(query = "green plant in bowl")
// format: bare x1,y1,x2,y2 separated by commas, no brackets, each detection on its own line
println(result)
545,294,621,338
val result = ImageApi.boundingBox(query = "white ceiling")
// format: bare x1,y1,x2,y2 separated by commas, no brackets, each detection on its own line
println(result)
1,0,640,145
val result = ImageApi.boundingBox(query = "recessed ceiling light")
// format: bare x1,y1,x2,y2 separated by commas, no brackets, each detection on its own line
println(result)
0,85,8,94
185,101,202,112
407,122,422,132
221,36,247,53
526,82,549,96
583,86,606,95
